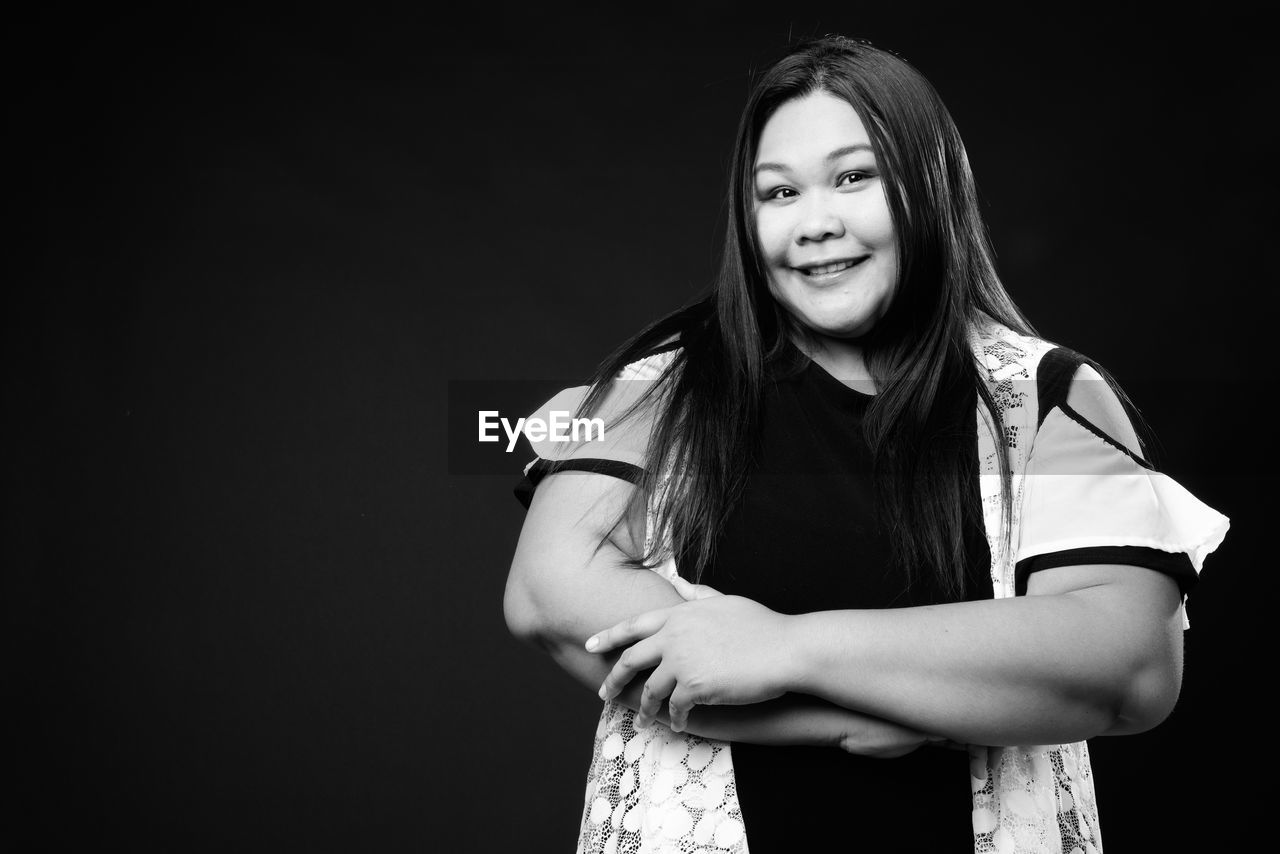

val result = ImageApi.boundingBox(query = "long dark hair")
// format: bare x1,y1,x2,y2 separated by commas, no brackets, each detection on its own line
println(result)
576,37,1060,596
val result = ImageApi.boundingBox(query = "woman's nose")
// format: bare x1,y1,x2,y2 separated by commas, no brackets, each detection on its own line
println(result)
795,194,846,243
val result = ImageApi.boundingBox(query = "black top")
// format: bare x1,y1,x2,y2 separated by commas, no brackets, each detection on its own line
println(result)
697,344,989,851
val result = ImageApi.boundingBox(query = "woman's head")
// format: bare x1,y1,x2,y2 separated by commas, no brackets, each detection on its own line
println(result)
753,90,898,343
725,36,1016,354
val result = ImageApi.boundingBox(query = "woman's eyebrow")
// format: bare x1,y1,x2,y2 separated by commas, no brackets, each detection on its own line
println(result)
754,143,873,175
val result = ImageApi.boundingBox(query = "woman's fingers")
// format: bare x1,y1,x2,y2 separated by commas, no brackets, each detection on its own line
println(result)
585,608,671,655
598,637,662,702
838,713,937,758
671,576,724,601
667,685,699,733
634,664,676,729
670,576,698,602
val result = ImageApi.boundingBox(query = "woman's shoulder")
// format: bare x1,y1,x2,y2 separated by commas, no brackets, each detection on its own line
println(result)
969,313,1125,384
971,317,1148,461
616,334,684,382
967,314,1140,447
584,332,684,426
969,318,1119,410
968,314,1063,391
607,300,710,383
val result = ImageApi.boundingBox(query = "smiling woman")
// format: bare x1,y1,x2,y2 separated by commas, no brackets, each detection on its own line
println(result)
502,35,1228,853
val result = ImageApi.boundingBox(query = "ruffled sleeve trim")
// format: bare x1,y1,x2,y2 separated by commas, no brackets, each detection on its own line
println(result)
1017,406,1230,569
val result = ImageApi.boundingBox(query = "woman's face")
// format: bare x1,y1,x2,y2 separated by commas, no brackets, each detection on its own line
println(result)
753,91,898,341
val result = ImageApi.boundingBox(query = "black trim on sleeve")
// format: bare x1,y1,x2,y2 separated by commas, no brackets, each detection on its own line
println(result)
513,457,646,510
1058,402,1155,470
1036,346,1086,430
1015,546,1197,597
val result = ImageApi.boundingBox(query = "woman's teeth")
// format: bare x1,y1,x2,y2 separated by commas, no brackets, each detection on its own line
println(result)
802,259,858,276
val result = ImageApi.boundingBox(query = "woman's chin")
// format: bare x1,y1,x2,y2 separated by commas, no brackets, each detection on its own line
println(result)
804,319,878,342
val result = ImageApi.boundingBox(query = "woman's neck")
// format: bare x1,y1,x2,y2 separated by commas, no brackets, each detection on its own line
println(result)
791,332,877,391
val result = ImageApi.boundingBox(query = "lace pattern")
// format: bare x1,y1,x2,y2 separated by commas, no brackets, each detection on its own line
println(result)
578,695,748,854
573,320,1104,853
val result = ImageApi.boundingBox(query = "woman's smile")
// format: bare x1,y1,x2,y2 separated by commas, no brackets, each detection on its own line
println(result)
791,255,869,285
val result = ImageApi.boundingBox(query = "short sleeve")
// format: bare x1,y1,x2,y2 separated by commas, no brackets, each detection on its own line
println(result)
1015,351,1230,628
512,346,677,509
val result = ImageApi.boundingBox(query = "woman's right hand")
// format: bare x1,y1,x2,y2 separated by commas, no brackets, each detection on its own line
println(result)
668,576,956,757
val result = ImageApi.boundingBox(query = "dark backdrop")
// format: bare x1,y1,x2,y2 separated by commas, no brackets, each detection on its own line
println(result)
10,6,1267,851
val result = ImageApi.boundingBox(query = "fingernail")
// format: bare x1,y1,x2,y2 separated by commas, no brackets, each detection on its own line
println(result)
598,684,608,700
634,715,649,729
585,636,599,651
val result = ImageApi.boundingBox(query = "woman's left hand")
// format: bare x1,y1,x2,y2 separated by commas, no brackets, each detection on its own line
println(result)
585,589,795,732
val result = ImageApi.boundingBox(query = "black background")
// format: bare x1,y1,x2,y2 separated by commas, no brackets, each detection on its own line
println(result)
11,6,1268,851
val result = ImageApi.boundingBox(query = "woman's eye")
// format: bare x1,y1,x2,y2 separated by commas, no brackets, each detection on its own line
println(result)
763,187,796,200
838,171,869,186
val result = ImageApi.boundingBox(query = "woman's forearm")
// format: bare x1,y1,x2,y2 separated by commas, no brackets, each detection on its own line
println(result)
782,566,1184,746
525,576,919,751
672,693,941,756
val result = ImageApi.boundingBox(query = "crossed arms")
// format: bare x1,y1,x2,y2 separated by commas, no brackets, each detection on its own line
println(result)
502,371,1185,752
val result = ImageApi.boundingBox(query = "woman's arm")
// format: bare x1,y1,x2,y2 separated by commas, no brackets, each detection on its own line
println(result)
504,469,939,754
591,374,1188,746
782,564,1183,745
651,692,946,758
593,562,1183,747
504,469,682,681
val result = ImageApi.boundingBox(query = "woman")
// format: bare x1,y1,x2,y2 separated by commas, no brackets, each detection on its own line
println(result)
504,37,1228,852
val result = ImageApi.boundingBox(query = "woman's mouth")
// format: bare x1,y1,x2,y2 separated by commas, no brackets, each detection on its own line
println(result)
793,256,868,282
